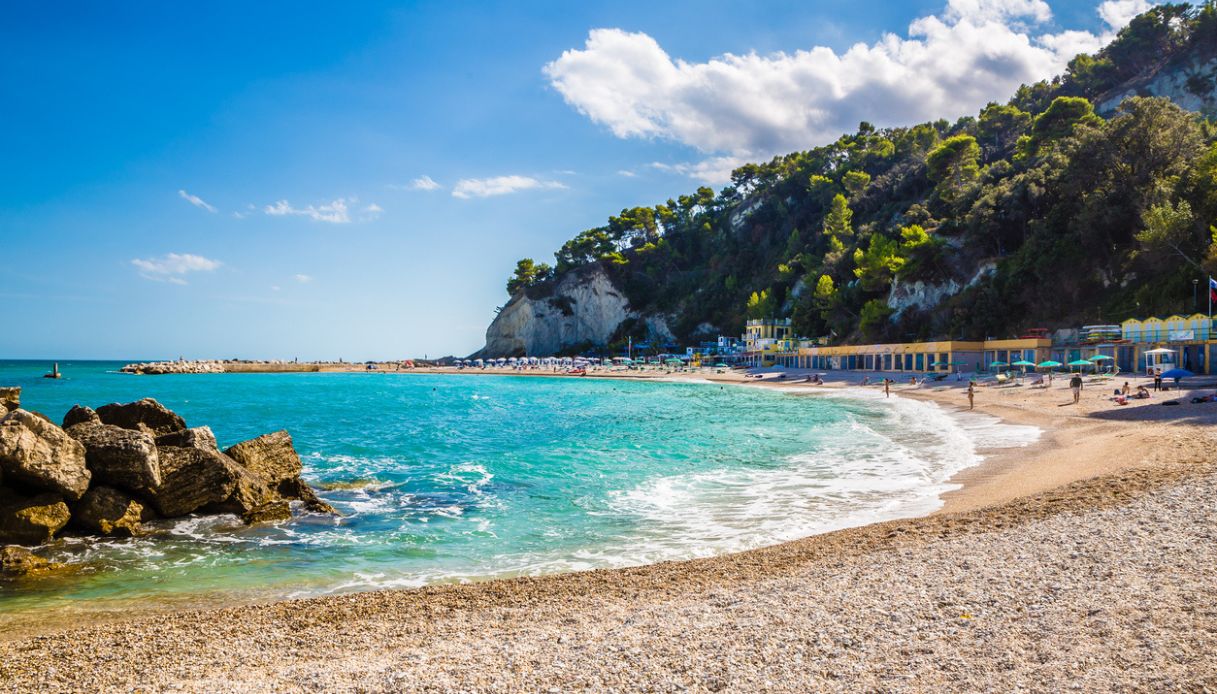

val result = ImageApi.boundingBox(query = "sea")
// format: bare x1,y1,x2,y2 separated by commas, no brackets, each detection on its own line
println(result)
0,360,1038,620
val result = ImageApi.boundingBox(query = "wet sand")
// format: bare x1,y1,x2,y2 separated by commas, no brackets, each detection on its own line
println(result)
1,366,1215,691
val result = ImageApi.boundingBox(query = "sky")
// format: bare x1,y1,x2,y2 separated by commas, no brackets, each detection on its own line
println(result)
1,0,1159,360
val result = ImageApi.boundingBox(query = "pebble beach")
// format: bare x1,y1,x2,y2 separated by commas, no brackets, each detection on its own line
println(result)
1,369,1215,691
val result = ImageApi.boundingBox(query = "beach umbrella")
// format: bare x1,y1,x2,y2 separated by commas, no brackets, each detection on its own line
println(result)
988,360,1009,370
1067,359,1093,372
1036,360,1063,369
1159,368,1193,382
1010,359,1036,375
1088,354,1114,361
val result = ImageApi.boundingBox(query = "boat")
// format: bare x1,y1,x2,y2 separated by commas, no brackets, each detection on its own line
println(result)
43,362,62,379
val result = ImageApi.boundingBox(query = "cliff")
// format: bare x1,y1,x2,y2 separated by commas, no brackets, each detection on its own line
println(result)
483,4,1217,354
1096,55,1217,117
474,265,632,357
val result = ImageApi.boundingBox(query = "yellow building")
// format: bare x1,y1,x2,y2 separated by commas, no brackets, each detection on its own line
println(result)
1119,314,1215,374
744,318,792,351
768,338,1052,373
744,319,795,366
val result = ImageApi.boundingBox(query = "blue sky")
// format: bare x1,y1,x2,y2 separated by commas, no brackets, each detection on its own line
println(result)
1,0,1150,359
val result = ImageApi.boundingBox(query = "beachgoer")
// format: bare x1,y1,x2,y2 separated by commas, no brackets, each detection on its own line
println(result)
861,376,870,386
1070,374,1083,403
1121,381,1130,396
884,379,890,398
1136,385,1151,399
966,383,975,410
1154,372,1162,391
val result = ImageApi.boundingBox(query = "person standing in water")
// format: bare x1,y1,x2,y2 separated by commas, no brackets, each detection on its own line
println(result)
884,379,890,398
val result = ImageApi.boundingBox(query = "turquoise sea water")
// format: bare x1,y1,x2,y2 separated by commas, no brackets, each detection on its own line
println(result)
0,360,1036,620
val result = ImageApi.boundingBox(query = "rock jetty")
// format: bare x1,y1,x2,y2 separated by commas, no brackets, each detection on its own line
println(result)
120,361,226,375
0,388,334,574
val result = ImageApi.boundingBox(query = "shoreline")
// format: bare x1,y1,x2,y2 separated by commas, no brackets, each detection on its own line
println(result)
2,366,1215,688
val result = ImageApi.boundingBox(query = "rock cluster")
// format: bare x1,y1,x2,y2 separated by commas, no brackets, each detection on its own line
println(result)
120,361,226,375
0,388,334,564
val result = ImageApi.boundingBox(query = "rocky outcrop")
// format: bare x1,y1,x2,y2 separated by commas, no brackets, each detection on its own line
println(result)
1097,56,1217,118
224,431,301,490
0,545,54,578
150,446,241,517
96,398,187,437
62,405,100,428
0,492,71,545
156,426,218,451
225,431,335,514
474,265,633,357
0,410,91,500
73,486,148,536
120,361,226,375
0,394,335,547
241,500,291,525
66,422,161,494
0,387,19,411
887,278,962,317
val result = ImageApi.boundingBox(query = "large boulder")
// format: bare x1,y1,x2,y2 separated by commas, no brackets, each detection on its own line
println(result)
241,500,291,525
225,430,335,514
0,387,19,411
0,492,70,545
62,405,100,428
0,410,90,500
283,480,337,515
73,486,148,536
96,398,186,437
156,426,218,452
204,466,277,519
224,430,302,489
0,545,56,579
65,422,161,494
149,446,240,517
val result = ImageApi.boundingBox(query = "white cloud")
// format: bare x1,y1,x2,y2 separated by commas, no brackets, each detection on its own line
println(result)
1098,0,1155,30
264,198,354,224
131,253,221,285
408,175,442,191
650,157,748,185
294,273,313,283
451,175,568,199
363,203,383,218
544,1,1161,183
617,169,637,177
178,189,217,213
945,0,1052,23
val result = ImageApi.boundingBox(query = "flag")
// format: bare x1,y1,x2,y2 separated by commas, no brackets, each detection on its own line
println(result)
1210,277,1217,304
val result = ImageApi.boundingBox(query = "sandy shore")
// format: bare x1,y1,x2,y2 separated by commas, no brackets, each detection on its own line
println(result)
2,366,1215,691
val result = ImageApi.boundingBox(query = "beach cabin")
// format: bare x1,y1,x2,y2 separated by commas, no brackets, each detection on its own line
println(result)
1120,318,1144,343
1141,316,1166,343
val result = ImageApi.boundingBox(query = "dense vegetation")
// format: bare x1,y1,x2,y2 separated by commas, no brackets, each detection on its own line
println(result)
506,3,1217,349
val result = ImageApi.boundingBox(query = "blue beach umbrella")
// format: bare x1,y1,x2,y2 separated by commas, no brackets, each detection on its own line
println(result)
1159,368,1193,383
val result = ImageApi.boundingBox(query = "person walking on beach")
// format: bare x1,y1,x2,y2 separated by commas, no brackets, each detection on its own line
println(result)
884,379,890,398
1070,373,1083,404
966,382,975,410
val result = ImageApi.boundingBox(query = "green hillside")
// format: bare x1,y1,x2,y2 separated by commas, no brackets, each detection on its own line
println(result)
505,3,1217,351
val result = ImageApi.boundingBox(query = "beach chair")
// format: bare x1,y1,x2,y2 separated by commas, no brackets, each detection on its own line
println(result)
994,373,1010,385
